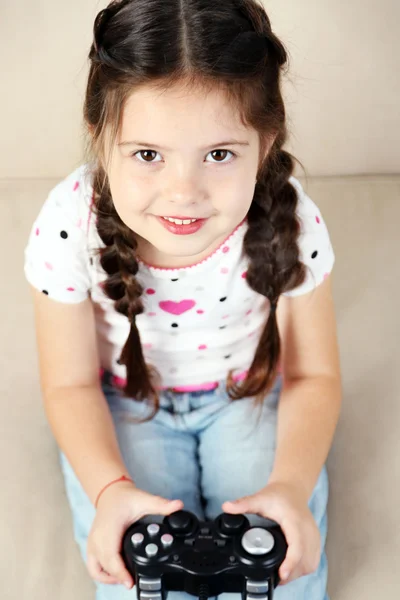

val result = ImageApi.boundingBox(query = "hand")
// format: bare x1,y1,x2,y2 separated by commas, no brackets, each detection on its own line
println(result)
86,481,183,589
222,481,320,585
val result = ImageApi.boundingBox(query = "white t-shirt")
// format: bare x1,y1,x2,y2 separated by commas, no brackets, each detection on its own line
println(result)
24,164,335,389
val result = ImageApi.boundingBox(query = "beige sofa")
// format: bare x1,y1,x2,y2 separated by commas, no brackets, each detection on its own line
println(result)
1,174,399,599
2,1,400,598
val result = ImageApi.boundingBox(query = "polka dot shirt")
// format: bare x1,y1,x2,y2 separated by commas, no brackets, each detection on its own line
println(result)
24,164,335,389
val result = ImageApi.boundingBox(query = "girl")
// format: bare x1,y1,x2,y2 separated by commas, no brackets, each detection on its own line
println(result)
24,1,342,599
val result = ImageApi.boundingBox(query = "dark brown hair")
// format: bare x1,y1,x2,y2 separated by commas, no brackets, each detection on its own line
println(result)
83,0,307,418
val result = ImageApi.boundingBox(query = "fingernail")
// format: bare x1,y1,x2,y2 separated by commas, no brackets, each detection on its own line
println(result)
124,581,131,589
281,570,289,580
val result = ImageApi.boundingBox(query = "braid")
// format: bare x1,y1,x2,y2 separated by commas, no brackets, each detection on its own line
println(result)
226,144,307,402
92,167,161,417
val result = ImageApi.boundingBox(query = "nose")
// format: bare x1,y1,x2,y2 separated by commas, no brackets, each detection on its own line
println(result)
164,169,202,207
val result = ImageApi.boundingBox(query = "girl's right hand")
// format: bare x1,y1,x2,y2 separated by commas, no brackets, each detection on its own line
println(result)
86,481,184,589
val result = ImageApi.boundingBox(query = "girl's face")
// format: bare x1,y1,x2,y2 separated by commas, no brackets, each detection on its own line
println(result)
106,82,270,268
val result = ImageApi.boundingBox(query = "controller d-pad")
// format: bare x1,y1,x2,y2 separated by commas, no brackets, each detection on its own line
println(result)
165,511,194,534
139,578,162,591
220,514,246,534
139,592,162,600
246,580,269,594
241,528,275,555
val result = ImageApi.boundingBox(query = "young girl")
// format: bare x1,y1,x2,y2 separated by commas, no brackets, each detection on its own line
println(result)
24,1,342,599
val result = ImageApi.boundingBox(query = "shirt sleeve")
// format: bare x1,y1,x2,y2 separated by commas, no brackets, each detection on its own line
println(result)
282,176,336,298
24,172,92,304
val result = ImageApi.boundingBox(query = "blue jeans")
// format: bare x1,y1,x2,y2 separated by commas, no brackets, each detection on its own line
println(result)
59,373,329,600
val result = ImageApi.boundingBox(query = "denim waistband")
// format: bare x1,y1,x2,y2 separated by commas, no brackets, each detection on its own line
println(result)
99,368,248,395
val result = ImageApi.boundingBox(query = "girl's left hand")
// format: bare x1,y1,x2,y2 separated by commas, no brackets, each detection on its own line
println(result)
221,481,321,585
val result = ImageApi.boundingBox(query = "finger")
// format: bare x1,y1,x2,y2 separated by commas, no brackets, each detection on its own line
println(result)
280,564,303,585
99,554,134,589
278,518,303,583
86,553,119,585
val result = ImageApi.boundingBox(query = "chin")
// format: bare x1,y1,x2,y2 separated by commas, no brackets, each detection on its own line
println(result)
162,243,207,258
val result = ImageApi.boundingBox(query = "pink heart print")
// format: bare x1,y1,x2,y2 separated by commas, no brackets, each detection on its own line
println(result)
159,299,196,315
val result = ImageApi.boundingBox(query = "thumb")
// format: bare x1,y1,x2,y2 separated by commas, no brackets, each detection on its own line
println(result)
222,495,254,514
147,495,184,516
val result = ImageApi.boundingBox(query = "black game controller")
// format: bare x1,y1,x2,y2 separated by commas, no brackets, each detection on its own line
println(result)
122,510,288,600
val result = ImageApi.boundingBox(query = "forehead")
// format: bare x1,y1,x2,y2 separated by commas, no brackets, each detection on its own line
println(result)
120,82,255,144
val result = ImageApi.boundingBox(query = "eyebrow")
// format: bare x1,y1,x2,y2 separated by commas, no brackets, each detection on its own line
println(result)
118,139,250,150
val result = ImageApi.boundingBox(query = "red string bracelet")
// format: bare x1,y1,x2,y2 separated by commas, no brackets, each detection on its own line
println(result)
95,475,134,508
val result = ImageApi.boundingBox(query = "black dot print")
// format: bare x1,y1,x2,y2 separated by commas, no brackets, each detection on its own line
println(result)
220,297,227,302
42,290,49,295
90,257,94,266
224,355,231,359
116,358,122,365
311,250,318,259
171,323,178,328
60,230,68,239
171,278,179,282
219,326,227,330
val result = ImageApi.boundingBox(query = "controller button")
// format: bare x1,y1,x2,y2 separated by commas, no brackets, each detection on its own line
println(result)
147,524,160,536
246,594,269,600
145,543,159,557
139,578,162,591
246,580,269,594
215,539,226,547
200,527,210,534
220,514,246,534
161,533,174,547
241,528,275,555
184,538,195,546
166,511,193,533
139,592,162,600
131,533,144,547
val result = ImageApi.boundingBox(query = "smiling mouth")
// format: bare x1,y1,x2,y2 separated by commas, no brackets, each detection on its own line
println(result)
156,215,208,235
159,216,205,225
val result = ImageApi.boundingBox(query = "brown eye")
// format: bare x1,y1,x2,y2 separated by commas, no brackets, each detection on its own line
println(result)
138,150,158,162
210,150,229,162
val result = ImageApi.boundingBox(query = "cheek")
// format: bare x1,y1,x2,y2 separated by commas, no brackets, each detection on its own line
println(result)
219,166,255,199
217,181,254,216
111,178,151,217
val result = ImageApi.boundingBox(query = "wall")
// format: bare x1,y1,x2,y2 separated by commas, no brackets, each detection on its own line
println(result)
1,0,399,179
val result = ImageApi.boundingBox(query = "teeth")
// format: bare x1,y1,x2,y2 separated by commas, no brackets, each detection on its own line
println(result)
162,217,198,225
